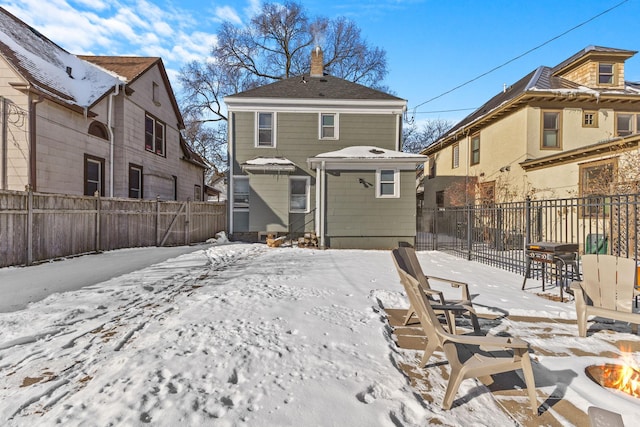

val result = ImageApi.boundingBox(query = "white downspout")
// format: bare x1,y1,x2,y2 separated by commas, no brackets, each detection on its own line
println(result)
228,112,234,235
319,160,326,248
107,82,120,197
315,165,321,238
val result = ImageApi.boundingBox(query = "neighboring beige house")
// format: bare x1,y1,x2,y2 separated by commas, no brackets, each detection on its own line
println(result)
421,46,640,211
225,47,425,249
0,7,206,200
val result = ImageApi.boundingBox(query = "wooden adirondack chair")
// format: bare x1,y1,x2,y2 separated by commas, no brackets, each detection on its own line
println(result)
394,247,480,333
394,265,538,412
570,254,639,337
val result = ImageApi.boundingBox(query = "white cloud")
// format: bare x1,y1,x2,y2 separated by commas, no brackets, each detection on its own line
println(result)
214,6,241,25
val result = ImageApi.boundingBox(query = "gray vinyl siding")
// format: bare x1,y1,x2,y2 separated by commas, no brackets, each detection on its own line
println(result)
230,109,414,244
232,111,398,174
325,170,416,247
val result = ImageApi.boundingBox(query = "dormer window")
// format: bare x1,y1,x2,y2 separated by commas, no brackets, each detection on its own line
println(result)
598,63,614,85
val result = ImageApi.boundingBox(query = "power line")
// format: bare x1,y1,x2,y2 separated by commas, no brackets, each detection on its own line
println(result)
413,107,477,115
409,0,629,112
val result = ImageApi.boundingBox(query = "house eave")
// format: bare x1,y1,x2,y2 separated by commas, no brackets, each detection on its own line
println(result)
225,97,407,114
520,134,640,171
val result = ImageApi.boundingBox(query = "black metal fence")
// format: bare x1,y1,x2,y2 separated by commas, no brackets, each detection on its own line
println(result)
417,193,640,278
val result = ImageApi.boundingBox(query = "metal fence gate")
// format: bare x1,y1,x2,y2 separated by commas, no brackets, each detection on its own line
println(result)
417,193,640,278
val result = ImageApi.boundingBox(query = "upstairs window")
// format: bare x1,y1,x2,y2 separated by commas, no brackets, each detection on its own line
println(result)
145,114,165,156
541,111,561,149
598,63,614,85
470,134,480,165
616,113,640,137
583,111,598,128
88,121,109,140
289,176,310,213
256,112,276,147
319,113,338,139
452,143,460,168
376,169,399,198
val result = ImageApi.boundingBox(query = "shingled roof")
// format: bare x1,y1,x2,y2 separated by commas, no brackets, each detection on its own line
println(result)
227,74,404,101
78,56,158,83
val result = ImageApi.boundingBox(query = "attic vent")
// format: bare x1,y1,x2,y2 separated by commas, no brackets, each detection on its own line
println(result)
66,66,73,78
369,149,385,154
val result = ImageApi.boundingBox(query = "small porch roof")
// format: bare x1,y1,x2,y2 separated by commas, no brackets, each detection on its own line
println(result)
308,146,426,170
241,157,297,172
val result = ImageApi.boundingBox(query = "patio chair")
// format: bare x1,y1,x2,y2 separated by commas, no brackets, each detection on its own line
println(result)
394,247,480,333
570,254,639,337
394,265,538,412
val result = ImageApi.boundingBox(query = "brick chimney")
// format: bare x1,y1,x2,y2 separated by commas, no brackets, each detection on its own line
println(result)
311,46,323,77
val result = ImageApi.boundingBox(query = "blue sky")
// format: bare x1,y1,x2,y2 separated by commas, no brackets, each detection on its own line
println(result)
2,0,639,124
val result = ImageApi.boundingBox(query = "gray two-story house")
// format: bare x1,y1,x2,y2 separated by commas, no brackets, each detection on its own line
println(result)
225,48,425,249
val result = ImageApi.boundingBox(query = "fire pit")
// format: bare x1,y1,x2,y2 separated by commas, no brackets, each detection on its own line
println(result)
586,363,640,399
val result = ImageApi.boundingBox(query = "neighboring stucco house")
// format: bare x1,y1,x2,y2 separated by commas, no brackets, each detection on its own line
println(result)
0,7,206,200
225,48,425,249
421,46,640,213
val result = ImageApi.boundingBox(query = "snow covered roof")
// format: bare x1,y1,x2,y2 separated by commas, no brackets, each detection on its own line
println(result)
308,146,426,170
241,157,297,172
0,7,121,109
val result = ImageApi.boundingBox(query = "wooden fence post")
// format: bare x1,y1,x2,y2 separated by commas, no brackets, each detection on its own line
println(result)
185,200,191,246
26,185,33,265
95,191,101,253
155,196,161,246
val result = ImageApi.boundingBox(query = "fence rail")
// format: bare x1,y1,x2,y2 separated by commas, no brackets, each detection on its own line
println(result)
0,189,227,268
418,193,640,280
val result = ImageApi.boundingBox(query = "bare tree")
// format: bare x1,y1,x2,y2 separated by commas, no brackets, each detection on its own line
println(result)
402,119,453,153
179,1,390,173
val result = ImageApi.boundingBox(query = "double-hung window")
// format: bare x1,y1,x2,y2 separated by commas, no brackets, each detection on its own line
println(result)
470,134,480,165
541,111,561,149
84,154,105,196
598,63,614,85
128,164,143,199
256,112,276,147
319,113,338,139
233,176,250,209
145,114,165,156
376,169,399,198
616,113,640,137
289,177,310,213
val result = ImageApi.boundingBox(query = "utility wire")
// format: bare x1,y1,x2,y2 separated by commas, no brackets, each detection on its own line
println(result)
409,0,629,112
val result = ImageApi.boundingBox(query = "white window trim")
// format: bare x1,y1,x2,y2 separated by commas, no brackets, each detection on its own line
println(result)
255,112,277,148
289,176,311,213
233,175,250,211
318,113,339,140
376,169,400,198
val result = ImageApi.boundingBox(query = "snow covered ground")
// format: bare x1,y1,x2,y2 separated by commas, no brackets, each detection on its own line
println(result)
0,242,639,426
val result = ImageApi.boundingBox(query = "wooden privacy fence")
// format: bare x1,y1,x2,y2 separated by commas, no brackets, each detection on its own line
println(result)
0,189,227,268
